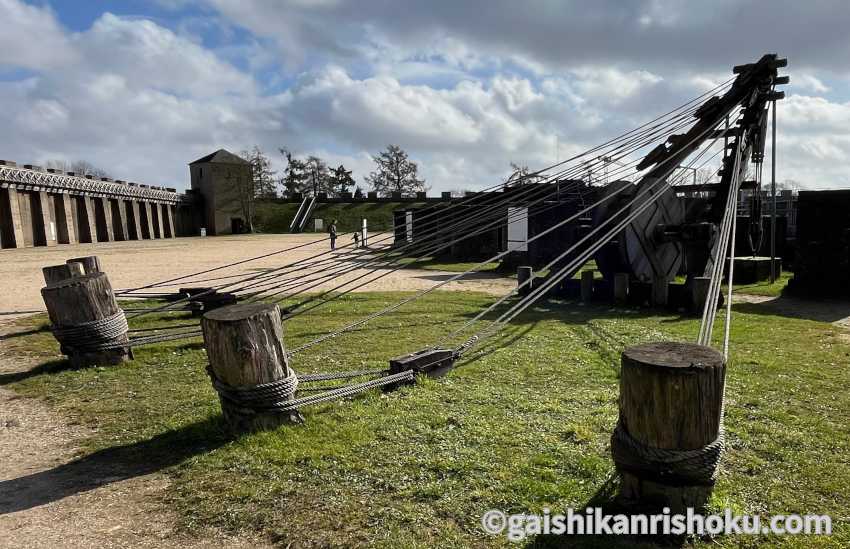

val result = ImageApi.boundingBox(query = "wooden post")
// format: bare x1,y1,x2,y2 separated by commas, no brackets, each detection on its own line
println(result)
614,273,629,304
37,192,57,246
201,303,302,431
67,255,101,274
580,270,594,302
43,262,85,286
652,278,669,307
82,196,99,243
6,188,25,248
612,342,725,513
41,272,131,367
517,266,533,297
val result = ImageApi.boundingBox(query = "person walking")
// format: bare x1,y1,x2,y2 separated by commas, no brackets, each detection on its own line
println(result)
329,219,338,251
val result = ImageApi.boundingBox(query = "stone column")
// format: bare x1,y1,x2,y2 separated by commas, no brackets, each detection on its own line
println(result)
99,197,115,242
128,200,142,240
36,192,57,246
82,196,98,243
114,199,129,241
57,194,76,244
153,202,165,239
3,188,25,248
164,204,176,238
142,201,154,239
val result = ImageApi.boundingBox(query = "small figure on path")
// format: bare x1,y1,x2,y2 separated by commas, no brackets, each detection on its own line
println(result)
329,219,338,251
352,231,361,248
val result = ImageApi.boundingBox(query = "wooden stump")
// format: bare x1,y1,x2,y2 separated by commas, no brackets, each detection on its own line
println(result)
43,262,85,286
67,255,101,274
41,272,131,367
580,270,594,302
517,266,533,297
613,341,725,513
201,303,303,432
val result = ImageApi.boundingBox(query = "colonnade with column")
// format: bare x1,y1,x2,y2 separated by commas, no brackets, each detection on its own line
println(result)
0,161,180,249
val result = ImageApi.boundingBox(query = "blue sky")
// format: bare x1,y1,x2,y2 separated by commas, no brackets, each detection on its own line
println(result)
1,0,849,192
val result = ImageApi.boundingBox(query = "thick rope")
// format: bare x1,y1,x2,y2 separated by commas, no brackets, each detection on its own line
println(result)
51,311,129,353
611,422,724,486
206,366,414,413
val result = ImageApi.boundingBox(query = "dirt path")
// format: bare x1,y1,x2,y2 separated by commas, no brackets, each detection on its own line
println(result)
0,233,514,319
0,322,270,549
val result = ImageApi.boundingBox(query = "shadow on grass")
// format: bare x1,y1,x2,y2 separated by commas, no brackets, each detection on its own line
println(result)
0,325,50,341
0,415,231,515
732,296,850,324
526,474,687,548
0,358,71,386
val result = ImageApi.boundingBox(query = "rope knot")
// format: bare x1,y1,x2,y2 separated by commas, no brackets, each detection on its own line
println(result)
611,421,724,487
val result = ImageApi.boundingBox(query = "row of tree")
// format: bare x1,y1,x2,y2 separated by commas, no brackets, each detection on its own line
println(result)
241,144,427,199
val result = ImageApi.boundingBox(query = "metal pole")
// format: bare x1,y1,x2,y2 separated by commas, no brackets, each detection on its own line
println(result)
770,100,777,283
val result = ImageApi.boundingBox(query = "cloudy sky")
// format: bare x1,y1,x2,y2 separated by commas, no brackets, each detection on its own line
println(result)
1,0,848,192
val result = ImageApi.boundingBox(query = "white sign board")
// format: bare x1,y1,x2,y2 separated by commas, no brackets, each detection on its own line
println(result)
405,211,413,243
314,218,324,231
506,207,528,251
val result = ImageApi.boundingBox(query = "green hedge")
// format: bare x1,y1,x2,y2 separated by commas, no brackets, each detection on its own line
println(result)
254,201,425,234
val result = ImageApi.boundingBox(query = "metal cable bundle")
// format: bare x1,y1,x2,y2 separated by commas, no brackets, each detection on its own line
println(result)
51,311,129,353
610,422,725,486
206,366,413,414
298,368,389,382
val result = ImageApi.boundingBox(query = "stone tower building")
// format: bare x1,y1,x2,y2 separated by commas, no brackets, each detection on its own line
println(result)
189,149,253,235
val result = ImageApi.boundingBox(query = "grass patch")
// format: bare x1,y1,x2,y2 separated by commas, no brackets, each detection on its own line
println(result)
3,292,849,547
733,270,793,297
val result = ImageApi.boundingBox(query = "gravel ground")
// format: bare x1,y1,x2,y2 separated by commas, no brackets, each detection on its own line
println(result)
0,233,515,318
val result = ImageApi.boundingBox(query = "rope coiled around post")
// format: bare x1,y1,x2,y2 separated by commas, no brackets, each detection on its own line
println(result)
51,311,129,353
610,422,725,487
206,366,415,414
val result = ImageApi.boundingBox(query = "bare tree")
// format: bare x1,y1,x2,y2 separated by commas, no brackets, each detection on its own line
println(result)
45,159,110,178
305,155,331,196
242,146,277,199
364,145,426,196
504,162,544,187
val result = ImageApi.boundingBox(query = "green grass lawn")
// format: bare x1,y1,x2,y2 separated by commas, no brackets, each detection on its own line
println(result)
3,292,849,547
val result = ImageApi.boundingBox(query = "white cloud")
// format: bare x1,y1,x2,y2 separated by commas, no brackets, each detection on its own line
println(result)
571,67,663,104
792,74,831,94
0,0,75,69
74,13,254,97
0,0,848,194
